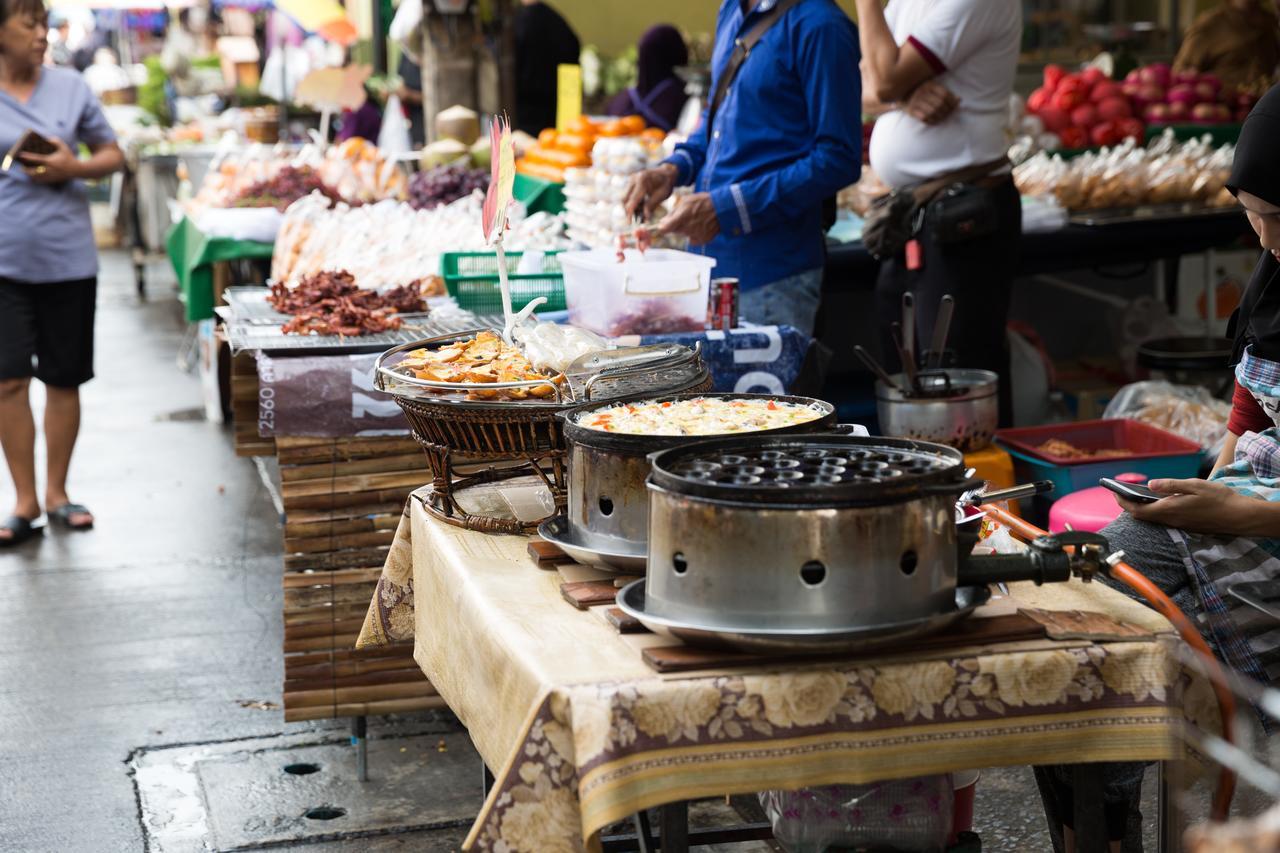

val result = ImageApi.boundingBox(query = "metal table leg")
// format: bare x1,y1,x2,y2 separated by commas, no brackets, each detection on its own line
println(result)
659,800,689,852
351,715,368,782
1157,761,1182,853
631,810,655,853
482,763,496,797
1072,763,1108,853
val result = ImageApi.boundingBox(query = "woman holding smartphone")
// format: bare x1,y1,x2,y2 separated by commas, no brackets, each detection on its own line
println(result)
1035,84,1280,853
0,0,123,545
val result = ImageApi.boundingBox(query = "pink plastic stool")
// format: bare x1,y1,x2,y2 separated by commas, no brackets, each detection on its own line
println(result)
1048,473,1147,534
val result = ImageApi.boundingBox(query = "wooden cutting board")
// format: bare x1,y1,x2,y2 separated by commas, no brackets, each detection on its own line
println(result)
638,608,1151,673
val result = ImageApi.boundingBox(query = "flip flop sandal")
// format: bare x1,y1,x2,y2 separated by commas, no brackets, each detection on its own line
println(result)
48,503,94,531
0,515,43,547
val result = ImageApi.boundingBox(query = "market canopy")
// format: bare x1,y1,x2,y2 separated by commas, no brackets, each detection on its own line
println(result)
273,0,357,45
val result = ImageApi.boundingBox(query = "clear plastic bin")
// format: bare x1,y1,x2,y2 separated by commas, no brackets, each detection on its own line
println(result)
559,248,715,337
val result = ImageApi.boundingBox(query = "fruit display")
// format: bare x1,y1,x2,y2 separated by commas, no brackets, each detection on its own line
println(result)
515,114,666,183
1014,130,1236,211
272,193,569,289
232,166,345,211
1025,64,1146,150
187,138,407,215
407,163,490,211
562,136,685,251
1120,63,1258,125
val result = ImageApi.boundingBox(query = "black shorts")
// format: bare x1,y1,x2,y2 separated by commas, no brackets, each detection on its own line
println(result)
0,276,97,388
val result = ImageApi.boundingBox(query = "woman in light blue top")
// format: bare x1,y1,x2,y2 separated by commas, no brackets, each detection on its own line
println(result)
0,0,123,546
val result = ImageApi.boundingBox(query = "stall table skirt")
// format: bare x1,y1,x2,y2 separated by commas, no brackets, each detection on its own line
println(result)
166,216,274,324
357,493,1214,851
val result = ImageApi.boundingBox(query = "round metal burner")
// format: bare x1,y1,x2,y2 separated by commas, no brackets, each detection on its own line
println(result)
648,435,966,507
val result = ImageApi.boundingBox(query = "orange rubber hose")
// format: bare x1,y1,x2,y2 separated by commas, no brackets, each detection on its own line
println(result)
980,504,1237,820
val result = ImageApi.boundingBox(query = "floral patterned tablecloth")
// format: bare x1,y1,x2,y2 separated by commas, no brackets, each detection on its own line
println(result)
357,493,1213,852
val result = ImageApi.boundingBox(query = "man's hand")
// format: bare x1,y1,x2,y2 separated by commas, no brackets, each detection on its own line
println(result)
623,164,678,222
905,79,960,125
656,192,720,246
1115,478,1269,536
21,137,81,184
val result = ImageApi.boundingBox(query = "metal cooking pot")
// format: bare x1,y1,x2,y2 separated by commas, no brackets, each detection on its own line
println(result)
876,369,998,452
644,436,975,632
559,393,837,566
637,435,1105,653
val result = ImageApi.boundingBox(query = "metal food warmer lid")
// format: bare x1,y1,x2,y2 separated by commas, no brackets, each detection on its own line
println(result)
647,435,967,506
373,335,710,409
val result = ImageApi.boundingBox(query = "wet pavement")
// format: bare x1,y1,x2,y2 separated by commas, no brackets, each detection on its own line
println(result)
0,252,1254,851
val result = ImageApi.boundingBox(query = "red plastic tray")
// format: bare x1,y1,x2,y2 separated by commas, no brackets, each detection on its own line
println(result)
995,419,1201,466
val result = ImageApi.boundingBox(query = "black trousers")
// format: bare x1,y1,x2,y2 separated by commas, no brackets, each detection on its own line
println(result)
875,177,1021,426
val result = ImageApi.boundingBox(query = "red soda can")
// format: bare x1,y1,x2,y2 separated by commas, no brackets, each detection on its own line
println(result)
707,277,739,331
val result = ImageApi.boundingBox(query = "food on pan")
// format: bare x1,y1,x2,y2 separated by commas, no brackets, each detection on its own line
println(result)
581,397,823,435
271,270,428,337
1036,438,1131,460
398,331,563,401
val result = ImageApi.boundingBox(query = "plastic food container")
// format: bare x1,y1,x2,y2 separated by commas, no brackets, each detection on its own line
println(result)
996,419,1202,499
559,248,715,337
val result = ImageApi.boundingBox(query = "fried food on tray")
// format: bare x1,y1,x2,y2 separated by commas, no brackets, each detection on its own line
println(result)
1036,438,1131,460
271,270,427,337
399,331,563,401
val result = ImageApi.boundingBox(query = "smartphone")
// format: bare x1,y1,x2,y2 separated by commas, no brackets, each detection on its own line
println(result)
1099,478,1162,504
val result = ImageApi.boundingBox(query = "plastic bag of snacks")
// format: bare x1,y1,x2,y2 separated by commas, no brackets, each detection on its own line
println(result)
1103,380,1232,459
759,776,953,853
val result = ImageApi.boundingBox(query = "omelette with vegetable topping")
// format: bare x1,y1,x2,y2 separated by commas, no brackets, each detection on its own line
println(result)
581,397,824,435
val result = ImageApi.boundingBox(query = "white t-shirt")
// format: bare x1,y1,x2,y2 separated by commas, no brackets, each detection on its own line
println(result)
868,0,1021,188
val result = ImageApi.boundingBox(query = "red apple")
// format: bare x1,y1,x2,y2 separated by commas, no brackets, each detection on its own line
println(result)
1081,67,1107,88
1117,118,1145,141
1193,82,1218,103
1058,126,1088,148
1140,63,1171,88
1090,81,1123,103
1038,106,1069,132
1070,104,1099,128
1190,102,1217,123
1090,121,1121,147
1125,69,1143,84
1167,84,1199,107
1096,97,1132,121
1213,103,1231,122
1027,87,1051,113
1173,69,1199,86
1043,64,1065,91
1166,100,1190,121
1198,73,1222,95
1144,103,1171,123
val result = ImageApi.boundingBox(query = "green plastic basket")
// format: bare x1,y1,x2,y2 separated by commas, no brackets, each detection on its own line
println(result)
440,251,566,315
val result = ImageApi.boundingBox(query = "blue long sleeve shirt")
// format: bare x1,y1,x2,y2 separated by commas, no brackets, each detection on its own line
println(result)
663,0,861,292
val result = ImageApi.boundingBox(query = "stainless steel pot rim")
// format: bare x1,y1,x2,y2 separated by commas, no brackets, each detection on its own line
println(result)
561,392,836,455
617,579,991,641
538,515,647,571
646,435,970,506
875,369,999,403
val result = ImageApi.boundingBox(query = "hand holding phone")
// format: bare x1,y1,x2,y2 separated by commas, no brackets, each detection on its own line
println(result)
1099,478,1162,504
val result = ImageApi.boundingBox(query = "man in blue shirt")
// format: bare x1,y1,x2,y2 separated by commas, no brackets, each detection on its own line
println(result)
623,0,861,336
